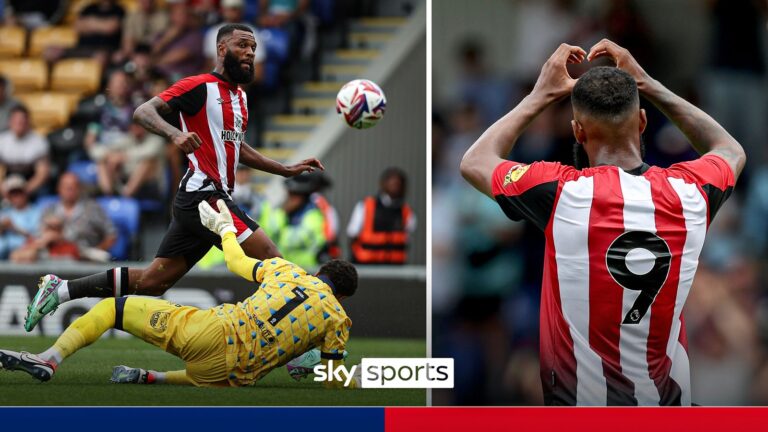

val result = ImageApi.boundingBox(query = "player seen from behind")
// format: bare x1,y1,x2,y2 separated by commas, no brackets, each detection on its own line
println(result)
460,40,745,405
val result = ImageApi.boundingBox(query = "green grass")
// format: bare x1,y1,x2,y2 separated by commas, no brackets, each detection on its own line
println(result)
0,336,426,406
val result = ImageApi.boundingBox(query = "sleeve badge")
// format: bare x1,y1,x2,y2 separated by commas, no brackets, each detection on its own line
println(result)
503,164,530,186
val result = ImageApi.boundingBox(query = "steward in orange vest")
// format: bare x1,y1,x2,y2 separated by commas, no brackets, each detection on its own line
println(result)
347,167,415,265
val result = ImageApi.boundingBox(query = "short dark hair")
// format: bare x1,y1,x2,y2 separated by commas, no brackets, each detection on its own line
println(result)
9,104,28,117
318,260,358,297
380,167,407,185
572,67,639,120
217,23,254,44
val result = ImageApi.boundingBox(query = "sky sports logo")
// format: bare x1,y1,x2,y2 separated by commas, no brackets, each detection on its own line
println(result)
313,358,453,388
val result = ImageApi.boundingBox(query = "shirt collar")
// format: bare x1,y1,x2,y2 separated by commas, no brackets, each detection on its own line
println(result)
318,274,336,294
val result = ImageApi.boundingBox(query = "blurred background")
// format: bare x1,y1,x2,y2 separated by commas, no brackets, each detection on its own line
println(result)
432,0,768,405
0,0,426,344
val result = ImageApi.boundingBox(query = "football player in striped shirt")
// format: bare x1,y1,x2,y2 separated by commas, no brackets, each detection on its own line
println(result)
1,200,358,389
25,23,324,332
460,40,745,405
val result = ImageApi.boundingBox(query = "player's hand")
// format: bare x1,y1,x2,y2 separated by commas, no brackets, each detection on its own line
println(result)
282,158,325,177
586,38,653,92
198,199,237,237
172,131,202,154
531,43,586,103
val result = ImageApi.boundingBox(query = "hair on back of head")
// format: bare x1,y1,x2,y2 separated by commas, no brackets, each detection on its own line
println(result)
217,23,253,44
318,260,358,297
572,66,639,121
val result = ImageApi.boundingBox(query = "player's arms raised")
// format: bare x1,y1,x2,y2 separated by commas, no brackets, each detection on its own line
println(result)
133,97,202,154
198,200,262,282
239,144,325,177
460,43,585,197
587,39,746,179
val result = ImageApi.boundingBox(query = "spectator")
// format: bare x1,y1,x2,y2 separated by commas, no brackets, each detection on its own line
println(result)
151,2,205,81
117,0,169,63
0,105,51,196
203,0,266,83
0,175,41,259
88,123,166,199
42,172,117,258
74,0,126,66
258,0,309,29
309,173,341,260
347,167,416,265
84,70,136,160
10,214,80,263
231,164,262,211
3,0,66,29
259,172,330,269
0,75,20,132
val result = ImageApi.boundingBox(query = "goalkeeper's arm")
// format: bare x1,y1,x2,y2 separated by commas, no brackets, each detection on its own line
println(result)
199,200,261,282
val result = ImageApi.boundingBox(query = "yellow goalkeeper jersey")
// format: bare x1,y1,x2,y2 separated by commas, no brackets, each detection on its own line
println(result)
215,257,352,386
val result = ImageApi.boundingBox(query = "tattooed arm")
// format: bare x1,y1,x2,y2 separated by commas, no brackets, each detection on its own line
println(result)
133,97,202,154
587,39,746,179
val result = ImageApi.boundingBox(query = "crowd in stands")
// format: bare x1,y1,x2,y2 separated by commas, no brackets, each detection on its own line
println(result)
0,0,401,264
432,0,768,405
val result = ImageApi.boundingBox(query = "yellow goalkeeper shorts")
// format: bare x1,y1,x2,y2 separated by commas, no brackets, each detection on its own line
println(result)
118,297,229,386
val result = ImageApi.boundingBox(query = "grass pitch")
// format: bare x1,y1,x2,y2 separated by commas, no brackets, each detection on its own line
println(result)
0,336,425,406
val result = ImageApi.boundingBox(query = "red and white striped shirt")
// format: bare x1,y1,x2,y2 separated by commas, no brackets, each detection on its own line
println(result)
158,72,248,194
492,155,735,406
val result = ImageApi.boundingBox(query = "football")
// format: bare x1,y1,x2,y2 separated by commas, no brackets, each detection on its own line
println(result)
335,79,387,129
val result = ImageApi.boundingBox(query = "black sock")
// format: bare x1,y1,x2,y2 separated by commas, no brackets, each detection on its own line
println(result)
67,267,129,300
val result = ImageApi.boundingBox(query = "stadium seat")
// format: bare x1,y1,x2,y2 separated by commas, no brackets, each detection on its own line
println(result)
0,59,48,92
15,92,73,134
51,59,102,96
67,160,98,185
97,197,140,261
0,26,27,58
28,26,78,57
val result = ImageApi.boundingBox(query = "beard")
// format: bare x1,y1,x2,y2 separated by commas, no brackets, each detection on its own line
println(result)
223,50,254,84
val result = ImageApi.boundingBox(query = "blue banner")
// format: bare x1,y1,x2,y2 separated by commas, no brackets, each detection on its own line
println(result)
0,407,385,432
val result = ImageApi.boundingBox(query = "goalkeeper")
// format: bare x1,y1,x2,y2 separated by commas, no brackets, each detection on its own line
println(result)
0,200,359,388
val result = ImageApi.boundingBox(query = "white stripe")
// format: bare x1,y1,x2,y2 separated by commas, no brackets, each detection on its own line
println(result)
617,169,661,405
229,88,244,178
553,176,607,405
237,228,253,243
667,177,707,405
206,82,228,190
114,269,121,297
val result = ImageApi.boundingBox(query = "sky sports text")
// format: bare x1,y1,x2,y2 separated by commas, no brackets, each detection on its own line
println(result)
313,358,454,388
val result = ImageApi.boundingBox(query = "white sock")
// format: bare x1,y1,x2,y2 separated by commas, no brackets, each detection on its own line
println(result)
57,280,70,303
151,371,166,383
38,347,63,366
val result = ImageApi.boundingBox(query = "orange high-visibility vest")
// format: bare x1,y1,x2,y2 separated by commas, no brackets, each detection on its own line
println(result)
351,196,412,264
313,193,341,259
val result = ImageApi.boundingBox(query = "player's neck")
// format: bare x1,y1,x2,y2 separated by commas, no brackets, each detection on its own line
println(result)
212,66,235,84
586,140,643,171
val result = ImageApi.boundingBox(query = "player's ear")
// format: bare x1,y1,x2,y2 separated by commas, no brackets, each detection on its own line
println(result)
638,108,647,135
571,119,585,144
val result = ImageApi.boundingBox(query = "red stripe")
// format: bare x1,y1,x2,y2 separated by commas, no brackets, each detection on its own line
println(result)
646,172,687,404
185,88,221,189
541,184,578,404
384,408,768,432
587,168,635,404
230,210,249,236
218,83,236,192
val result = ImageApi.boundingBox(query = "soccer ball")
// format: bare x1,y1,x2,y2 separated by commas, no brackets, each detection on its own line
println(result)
335,79,386,129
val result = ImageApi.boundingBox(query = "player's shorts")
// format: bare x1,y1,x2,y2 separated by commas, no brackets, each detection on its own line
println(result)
156,190,259,268
116,297,229,386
